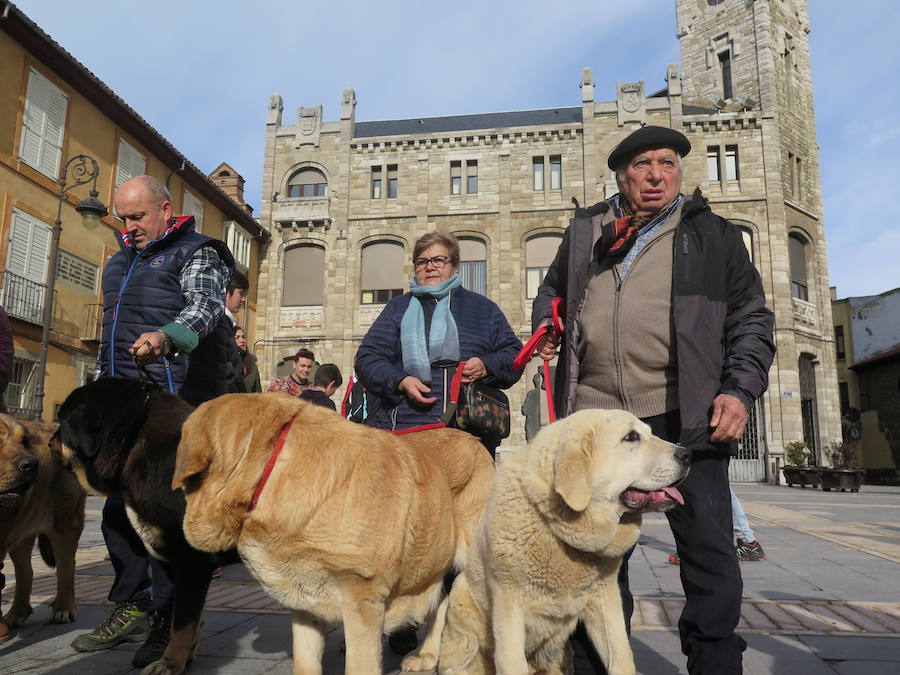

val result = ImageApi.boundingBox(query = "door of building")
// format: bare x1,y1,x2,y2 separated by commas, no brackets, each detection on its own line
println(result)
729,398,766,483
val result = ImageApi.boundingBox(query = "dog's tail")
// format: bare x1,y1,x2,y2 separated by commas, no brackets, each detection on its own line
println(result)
38,534,56,568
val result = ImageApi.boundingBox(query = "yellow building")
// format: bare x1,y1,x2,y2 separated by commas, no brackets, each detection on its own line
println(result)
0,3,267,420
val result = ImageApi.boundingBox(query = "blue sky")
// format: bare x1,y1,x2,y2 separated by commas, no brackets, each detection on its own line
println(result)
13,0,900,298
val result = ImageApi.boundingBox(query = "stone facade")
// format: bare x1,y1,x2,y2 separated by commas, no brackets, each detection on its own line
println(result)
256,0,840,480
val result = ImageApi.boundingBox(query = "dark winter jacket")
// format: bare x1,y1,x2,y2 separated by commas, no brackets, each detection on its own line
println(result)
99,217,235,406
355,286,523,430
532,192,775,454
0,307,12,414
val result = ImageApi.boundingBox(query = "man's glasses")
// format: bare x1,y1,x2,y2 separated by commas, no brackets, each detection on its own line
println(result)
414,255,452,270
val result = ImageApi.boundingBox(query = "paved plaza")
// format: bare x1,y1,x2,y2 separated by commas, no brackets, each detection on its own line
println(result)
1,483,898,674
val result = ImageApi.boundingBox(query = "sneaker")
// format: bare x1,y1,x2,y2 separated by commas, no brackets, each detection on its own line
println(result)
667,553,680,565
71,601,148,652
132,609,172,668
736,539,765,561
211,567,223,579
387,626,418,656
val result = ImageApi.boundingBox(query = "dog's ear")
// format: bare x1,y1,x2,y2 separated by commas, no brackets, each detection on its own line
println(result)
172,423,210,491
554,424,594,512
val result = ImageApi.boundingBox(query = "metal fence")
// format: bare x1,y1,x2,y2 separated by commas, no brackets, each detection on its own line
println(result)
0,270,51,325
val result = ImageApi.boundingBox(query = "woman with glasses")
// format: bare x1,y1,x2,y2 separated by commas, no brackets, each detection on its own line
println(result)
355,231,522,450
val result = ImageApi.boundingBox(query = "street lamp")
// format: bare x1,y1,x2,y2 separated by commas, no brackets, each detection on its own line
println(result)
33,154,108,418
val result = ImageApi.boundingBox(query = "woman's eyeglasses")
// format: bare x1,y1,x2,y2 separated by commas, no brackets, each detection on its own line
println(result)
414,255,452,270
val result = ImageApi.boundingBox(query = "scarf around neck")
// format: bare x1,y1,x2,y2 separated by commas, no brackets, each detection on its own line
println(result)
400,274,462,383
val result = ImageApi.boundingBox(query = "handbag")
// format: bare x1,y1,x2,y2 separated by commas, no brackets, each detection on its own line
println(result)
441,363,511,440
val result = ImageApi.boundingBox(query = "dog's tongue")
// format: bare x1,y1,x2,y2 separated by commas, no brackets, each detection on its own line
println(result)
662,486,684,505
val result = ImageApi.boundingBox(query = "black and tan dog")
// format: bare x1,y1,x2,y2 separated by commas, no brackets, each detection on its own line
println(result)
56,378,238,675
0,413,84,635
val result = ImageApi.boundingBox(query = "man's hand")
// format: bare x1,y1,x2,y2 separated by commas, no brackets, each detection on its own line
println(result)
709,393,748,442
535,319,561,361
461,357,487,384
397,376,437,405
129,331,168,365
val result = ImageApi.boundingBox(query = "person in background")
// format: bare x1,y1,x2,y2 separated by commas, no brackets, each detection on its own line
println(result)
669,488,765,564
300,363,342,411
234,327,261,393
533,126,775,674
267,348,315,397
223,270,249,393
0,306,12,414
354,230,522,657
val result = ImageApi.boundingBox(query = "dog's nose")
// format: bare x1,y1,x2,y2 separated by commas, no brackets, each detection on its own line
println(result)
18,456,38,473
674,445,691,465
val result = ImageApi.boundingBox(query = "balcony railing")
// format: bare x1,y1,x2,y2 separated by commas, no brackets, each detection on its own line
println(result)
0,270,53,325
81,303,102,341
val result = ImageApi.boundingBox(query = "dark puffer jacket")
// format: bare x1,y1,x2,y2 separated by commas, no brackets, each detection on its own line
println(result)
100,217,234,406
355,286,523,430
532,192,775,454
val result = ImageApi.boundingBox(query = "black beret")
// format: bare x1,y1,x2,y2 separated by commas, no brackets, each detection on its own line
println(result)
607,126,691,170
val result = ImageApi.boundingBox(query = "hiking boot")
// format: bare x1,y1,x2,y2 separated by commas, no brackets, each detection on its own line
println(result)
132,609,172,668
736,539,765,561
71,601,148,652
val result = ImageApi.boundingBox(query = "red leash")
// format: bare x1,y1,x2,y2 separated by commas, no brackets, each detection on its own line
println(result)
248,414,298,512
513,297,565,424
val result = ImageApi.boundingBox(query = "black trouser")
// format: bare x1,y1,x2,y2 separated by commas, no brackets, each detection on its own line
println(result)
572,410,746,674
102,492,174,613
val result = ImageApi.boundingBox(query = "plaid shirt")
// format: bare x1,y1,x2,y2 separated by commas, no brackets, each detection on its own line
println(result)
175,245,229,339
615,194,683,277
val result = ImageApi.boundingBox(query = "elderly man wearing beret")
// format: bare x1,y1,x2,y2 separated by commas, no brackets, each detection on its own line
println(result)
533,125,775,674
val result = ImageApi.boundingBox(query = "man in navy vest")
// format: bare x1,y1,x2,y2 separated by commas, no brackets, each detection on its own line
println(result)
71,175,234,668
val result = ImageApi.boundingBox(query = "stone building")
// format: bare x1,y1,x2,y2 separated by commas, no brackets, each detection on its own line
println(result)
0,4,267,420
256,0,840,481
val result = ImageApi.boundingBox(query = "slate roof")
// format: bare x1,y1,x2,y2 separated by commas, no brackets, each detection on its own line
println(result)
354,107,583,138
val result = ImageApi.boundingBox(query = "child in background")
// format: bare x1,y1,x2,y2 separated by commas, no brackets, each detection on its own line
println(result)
300,364,343,411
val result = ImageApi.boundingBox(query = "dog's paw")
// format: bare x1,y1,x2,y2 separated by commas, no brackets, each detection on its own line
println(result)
401,650,437,672
3,604,33,627
141,660,185,675
49,600,76,623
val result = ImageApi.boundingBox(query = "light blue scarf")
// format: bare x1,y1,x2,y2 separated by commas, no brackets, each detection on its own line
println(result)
400,274,462,384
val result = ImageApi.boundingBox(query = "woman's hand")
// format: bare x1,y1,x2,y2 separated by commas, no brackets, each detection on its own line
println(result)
461,357,487,384
398,376,438,405
535,319,561,361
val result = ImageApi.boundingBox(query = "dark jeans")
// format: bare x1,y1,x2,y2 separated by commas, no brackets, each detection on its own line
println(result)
101,492,174,613
572,410,746,674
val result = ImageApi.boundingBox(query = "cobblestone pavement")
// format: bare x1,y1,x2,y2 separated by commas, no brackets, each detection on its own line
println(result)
2,484,899,673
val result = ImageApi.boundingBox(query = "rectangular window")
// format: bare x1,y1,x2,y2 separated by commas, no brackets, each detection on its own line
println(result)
719,50,733,100
3,209,51,323
371,166,382,199
526,266,550,299
533,157,544,191
707,147,721,182
549,155,562,190
460,260,487,296
835,325,846,360
360,288,403,304
19,68,68,180
450,161,461,195
466,160,478,194
724,145,739,181
182,189,204,232
225,221,252,269
6,356,37,416
57,250,98,294
387,164,398,199
838,382,850,415
115,138,146,187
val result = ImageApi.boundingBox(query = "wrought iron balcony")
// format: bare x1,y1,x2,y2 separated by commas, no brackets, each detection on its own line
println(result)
0,270,54,326
81,303,102,342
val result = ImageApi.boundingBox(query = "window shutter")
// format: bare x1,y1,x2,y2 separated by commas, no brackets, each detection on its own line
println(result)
183,190,204,232
8,209,51,283
19,69,67,179
116,139,146,187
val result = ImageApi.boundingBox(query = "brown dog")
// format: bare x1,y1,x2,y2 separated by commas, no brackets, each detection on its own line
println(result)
0,413,85,633
173,393,495,675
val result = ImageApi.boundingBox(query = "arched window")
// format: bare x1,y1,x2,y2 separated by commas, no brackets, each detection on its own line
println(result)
525,233,563,299
458,237,487,296
282,244,325,306
788,233,809,301
287,168,327,198
361,241,404,304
